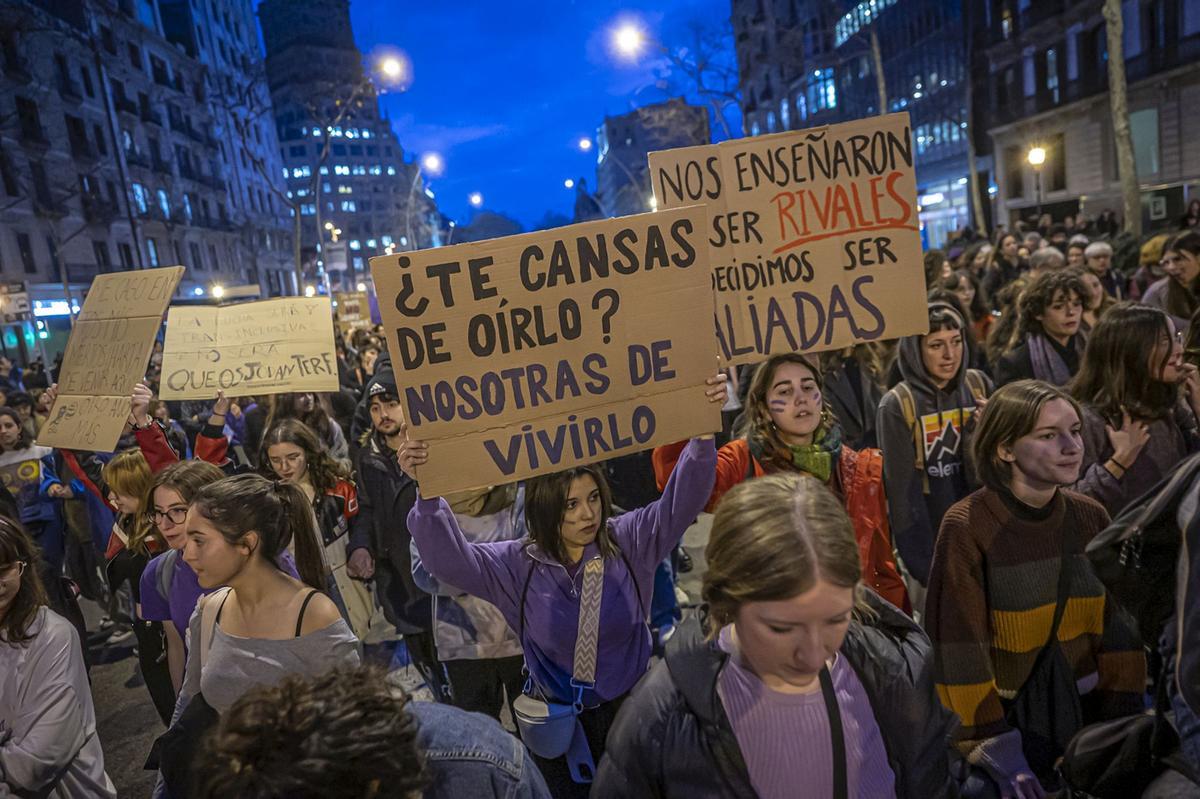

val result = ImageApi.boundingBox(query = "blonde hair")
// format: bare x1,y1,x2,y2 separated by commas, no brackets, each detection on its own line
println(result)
702,473,864,636
102,449,160,555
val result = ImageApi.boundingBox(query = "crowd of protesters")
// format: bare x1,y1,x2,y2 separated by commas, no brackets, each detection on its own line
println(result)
2,216,1200,799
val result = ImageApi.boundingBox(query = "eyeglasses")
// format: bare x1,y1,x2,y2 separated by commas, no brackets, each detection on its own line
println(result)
149,507,188,525
0,561,26,580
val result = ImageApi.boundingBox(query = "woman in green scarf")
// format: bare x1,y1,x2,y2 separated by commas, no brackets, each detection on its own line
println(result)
653,353,910,612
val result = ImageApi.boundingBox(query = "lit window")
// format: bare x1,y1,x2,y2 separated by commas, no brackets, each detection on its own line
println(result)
349,239,361,250
157,189,170,218
352,165,366,175
182,193,193,222
345,128,358,139
386,166,396,175
300,203,315,215
131,183,148,214
366,238,377,248
338,185,352,194
334,165,350,175
361,129,371,139
292,166,311,178
341,200,356,212
369,165,382,175
319,165,329,175
311,127,321,137
281,167,288,178
381,235,393,246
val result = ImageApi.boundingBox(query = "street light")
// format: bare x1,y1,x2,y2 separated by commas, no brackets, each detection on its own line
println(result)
356,281,368,293
421,152,445,176
211,285,225,299
564,178,575,189
1028,146,1046,219
613,22,647,58
577,137,593,152
468,192,483,208
304,285,316,297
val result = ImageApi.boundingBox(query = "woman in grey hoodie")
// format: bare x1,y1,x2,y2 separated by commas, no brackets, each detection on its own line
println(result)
877,302,992,613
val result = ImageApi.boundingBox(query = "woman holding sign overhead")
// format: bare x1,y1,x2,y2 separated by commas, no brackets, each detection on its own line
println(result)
653,353,910,614
402,374,726,798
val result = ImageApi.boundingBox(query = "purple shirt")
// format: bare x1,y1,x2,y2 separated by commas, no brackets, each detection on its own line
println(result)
409,438,716,706
716,628,897,799
139,549,300,642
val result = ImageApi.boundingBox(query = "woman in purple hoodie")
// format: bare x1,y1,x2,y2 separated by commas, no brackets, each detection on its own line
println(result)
403,378,724,798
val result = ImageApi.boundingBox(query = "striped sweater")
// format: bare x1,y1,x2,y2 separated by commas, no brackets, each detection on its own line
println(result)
925,487,1146,772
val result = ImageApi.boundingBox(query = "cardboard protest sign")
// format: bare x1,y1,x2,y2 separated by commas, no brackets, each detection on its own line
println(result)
334,291,371,334
649,112,927,366
38,266,185,451
370,206,720,496
158,297,338,400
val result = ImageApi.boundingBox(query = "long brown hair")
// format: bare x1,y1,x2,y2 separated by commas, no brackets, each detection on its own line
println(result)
191,474,326,590
523,464,616,565
260,419,350,498
1165,231,1200,320
1069,302,1180,422
265,393,335,445
738,353,833,471
702,473,865,637
0,517,49,644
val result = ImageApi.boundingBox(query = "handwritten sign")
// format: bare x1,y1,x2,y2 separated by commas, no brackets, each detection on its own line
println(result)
158,297,338,400
649,112,927,366
334,291,371,334
38,266,185,451
369,206,720,496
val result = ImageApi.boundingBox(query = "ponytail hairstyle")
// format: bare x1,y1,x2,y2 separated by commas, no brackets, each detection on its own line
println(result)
259,419,349,497
102,449,161,555
702,473,867,638
191,474,326,589
0,516,48,644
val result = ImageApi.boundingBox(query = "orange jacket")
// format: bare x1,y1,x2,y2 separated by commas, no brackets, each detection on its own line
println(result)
653,438,911,614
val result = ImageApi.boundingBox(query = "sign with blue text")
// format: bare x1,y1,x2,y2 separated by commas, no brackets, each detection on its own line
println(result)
370,206,720,496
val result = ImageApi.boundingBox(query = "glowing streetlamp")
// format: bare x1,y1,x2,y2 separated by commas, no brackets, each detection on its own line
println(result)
356,281,368,293
421,152,444,176
577,137,593,152
379,57,404,81
211,285,225,299
564,178,575,189
468,192,484,208
1028,146,1047,218
304,285,316,298
613,22,646,58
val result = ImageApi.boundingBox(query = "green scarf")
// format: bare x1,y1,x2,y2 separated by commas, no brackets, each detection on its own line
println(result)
786,425,843,483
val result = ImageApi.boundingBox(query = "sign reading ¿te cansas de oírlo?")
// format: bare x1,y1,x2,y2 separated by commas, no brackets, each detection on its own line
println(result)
648,112,928,367
158,297,339,400
369,206,720,497
37,266,185,452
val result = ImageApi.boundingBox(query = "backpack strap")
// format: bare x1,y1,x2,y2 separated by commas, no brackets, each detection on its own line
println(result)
964,369,988,404
199,587,231,670
893,384,929,494
156,548,179,605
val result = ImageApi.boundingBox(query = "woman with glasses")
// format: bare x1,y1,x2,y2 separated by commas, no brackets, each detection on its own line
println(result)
1071,302,1200,516
0,518,116,798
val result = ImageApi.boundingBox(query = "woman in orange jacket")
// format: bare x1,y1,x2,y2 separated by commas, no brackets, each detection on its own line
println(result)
653,353,910,613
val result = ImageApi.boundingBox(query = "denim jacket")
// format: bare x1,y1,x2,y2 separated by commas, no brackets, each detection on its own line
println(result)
408,700,550,798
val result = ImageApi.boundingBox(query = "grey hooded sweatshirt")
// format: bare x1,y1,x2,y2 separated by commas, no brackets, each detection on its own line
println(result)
877,307,992,585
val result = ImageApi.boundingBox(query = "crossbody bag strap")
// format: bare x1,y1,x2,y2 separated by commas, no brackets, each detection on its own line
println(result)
819,665,848,799
199,587,231,670
572,557,605,697
1041,523,1074,658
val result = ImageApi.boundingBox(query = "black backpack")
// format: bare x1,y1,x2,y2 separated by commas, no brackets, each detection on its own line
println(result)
1084,453,1200,647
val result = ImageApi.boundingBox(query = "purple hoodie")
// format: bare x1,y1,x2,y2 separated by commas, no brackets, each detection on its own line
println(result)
408,438,716,706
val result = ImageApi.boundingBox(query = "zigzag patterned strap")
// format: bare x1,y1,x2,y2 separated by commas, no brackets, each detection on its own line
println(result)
572,557,605,686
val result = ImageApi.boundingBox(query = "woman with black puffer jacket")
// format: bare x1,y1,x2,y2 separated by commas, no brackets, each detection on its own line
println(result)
594,473,959,799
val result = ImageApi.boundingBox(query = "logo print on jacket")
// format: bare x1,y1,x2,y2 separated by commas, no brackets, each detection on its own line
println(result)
920,408,974,459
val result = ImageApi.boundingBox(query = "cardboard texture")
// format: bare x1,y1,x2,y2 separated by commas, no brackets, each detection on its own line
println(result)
334,291,372,333
37,266,185,451
158,297,338,400
649,112,928,366
370,206,720,496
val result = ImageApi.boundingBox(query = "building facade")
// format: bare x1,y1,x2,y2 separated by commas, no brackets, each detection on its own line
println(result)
0,0,296,361
595,97,710,218
259,0,438,292
973,0,1200,231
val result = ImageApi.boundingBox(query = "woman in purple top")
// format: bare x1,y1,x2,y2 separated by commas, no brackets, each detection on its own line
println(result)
402,376,726,798
594,473,959,799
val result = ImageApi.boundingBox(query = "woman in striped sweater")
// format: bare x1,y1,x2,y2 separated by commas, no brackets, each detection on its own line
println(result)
926,380,1146,798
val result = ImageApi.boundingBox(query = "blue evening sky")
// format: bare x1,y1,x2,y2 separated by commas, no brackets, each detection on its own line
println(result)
347,0,739,229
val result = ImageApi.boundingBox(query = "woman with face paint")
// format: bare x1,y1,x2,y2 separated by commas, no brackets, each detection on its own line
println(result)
655,354,910,612
926,380,1146,798
594,474,958,799
877,302,993,613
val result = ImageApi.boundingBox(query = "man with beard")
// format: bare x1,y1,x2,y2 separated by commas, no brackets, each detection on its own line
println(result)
353,366,443,695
